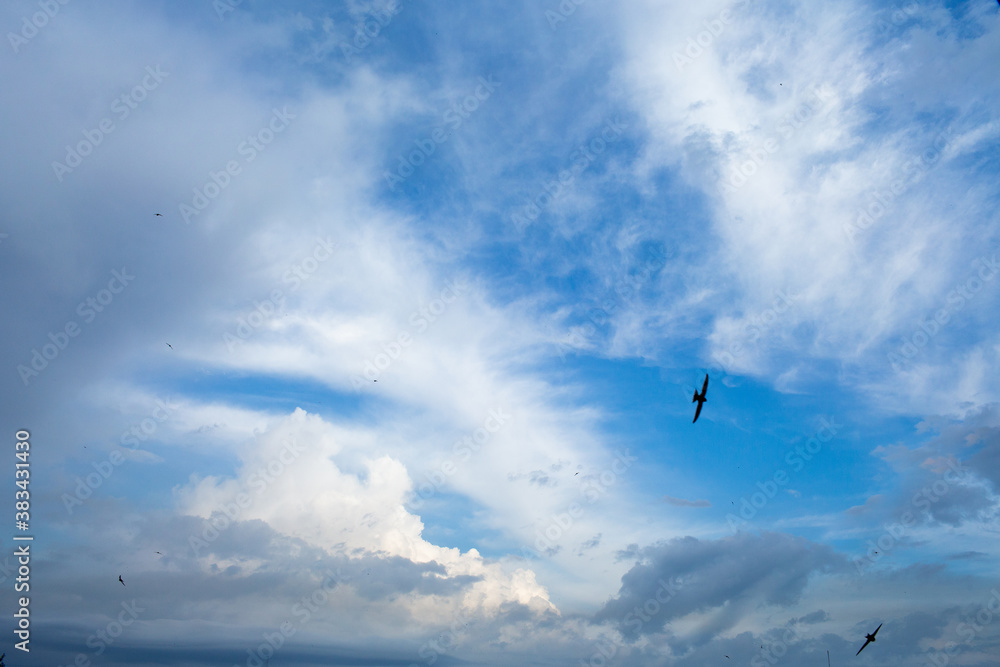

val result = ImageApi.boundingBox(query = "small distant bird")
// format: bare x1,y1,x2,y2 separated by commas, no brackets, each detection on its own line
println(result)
155,213,163,217
575,472,579,476
166,343,173,349
119,575,125,586
856,622,881,655
156,551,161,554
692,374,709,423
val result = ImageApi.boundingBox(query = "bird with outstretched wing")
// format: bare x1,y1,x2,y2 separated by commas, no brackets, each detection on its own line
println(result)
692,374,709,423
856,622,881,655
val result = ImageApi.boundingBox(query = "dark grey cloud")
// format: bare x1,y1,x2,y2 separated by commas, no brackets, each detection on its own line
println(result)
578,533,602,555
507,468,558,487
795,609,830,625
594,532,846,641
857,405,1000,537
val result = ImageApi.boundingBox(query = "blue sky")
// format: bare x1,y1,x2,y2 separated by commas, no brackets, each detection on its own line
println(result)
2,0,1000,665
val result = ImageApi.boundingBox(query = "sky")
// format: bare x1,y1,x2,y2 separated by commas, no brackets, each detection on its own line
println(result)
1,0,999,665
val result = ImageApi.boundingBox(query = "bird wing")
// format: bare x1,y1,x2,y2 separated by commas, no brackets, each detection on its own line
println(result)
872,623,882,637
701,374,709,395
856,638,871,656
693,400,704,423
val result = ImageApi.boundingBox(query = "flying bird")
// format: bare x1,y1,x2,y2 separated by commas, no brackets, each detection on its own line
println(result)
692,374,709,423
856,622,881,655
155,213,163,216
166,343,173,349
119,575,125,586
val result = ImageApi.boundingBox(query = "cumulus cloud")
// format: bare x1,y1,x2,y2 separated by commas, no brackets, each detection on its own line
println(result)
176,408,557,622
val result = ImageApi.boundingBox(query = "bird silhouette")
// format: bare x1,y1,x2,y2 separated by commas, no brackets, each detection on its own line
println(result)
856,622,881,655
692,374,709,423
119,575,125,586
155,213,163,217
166,343,173,349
